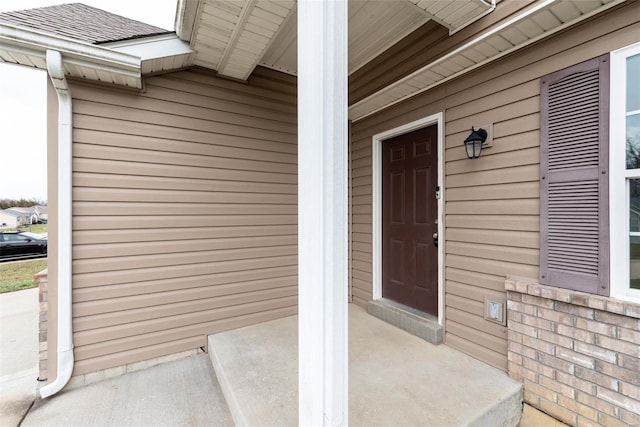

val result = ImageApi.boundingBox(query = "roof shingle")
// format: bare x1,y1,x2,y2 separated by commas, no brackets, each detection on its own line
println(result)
0,3,172,44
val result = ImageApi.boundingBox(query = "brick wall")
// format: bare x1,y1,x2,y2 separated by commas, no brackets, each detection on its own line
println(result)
34,269,48,381
505,276,640,427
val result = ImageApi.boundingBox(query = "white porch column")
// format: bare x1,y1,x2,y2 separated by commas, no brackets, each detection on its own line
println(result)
297,0,348,425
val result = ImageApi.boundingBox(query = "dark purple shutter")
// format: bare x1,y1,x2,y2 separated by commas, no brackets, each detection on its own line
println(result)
540,54,609,295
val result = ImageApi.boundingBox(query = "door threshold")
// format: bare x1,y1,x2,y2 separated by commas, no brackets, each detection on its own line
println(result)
367,298,443,345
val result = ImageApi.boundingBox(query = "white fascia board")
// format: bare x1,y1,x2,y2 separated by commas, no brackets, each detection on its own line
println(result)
106,35,194,61
175,0,200,42
447,0,496,35
0,23,142,87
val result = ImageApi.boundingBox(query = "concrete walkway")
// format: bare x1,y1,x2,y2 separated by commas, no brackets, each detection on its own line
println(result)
0,288,39,427
0,287,233,427
21,354,233,427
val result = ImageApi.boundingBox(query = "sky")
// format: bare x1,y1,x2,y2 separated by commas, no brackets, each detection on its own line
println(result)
0,0,177,201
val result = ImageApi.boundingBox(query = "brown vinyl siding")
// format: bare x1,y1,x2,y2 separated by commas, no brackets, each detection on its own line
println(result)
349,20,449,105
349,1,639,370
70,67,297,375
350,134,374,305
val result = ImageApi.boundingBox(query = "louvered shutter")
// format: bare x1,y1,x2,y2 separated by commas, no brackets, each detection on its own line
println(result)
540,54,609,295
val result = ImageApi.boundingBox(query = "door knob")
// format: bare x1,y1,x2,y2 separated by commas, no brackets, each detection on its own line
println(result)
433,232,438,247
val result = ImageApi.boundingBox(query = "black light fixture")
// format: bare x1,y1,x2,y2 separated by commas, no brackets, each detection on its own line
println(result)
463,127,488,159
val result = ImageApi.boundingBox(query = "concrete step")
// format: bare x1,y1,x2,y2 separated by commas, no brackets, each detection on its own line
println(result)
208,304,522,427
367,298,443,345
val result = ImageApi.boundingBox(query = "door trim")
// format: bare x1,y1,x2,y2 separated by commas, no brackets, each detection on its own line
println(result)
372,113,444,325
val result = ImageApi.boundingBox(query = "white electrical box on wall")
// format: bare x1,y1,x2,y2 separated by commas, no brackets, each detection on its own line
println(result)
484,298,506,326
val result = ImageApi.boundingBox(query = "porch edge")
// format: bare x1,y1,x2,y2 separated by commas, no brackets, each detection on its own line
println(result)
367,298,443,345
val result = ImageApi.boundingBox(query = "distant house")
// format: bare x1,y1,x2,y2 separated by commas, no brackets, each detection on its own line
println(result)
1,1,640,425
0,208,31,228
7,207,36,223
33,205,47,223
1,206,47,225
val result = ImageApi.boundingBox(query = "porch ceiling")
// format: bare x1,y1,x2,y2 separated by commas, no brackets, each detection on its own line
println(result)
349,0,625,121
178,0,625,122
0,0,625,113
177,0,496,81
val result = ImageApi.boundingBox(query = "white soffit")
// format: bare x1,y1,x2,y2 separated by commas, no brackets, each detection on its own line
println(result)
408,0,495,35
349,0,626,121
260,0,432,76
348,1,430,73
0,23,142,88
191,0,296,81
187,0,497,79
259,8,296,75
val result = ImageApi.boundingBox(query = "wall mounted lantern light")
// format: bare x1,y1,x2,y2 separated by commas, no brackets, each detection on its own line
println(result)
463,127,488,159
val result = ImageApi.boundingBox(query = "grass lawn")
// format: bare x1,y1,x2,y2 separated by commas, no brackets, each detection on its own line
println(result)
0,259,48,293
26,223,48,234
5,223,48,234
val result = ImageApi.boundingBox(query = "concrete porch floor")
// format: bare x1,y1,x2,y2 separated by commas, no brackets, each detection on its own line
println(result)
209,304,523,427
1,289,563,427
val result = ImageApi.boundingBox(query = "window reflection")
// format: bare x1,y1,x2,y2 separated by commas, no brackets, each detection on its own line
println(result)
625,54,640,170
626,54,640,112
628,115,640,169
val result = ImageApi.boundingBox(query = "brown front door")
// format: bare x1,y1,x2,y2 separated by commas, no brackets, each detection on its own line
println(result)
382,125,438,316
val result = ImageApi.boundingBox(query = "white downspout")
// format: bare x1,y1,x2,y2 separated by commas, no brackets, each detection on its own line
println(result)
40,49,74,399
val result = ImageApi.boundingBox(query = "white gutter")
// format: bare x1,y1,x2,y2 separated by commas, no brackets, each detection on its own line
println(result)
0,23,141,88
40,49,74,399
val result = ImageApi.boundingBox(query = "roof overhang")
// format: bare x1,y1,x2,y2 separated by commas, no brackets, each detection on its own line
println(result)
175,0,496,82
175,0,200,43
0,24,194,88
349,0,626,121
104,34,194,75
408,0,496,35
0,0,626,115
0,22,141,87
180,0,298,81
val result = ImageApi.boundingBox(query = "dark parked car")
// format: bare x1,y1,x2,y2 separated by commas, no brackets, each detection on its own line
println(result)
0,232,48,260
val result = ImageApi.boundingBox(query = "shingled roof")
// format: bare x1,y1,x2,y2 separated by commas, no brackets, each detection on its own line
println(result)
0,3,172,44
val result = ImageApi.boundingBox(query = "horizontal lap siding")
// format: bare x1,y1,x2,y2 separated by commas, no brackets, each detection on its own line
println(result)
444,79,540,370
350,136,373,306
70,67,297,375
350,2,640,370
